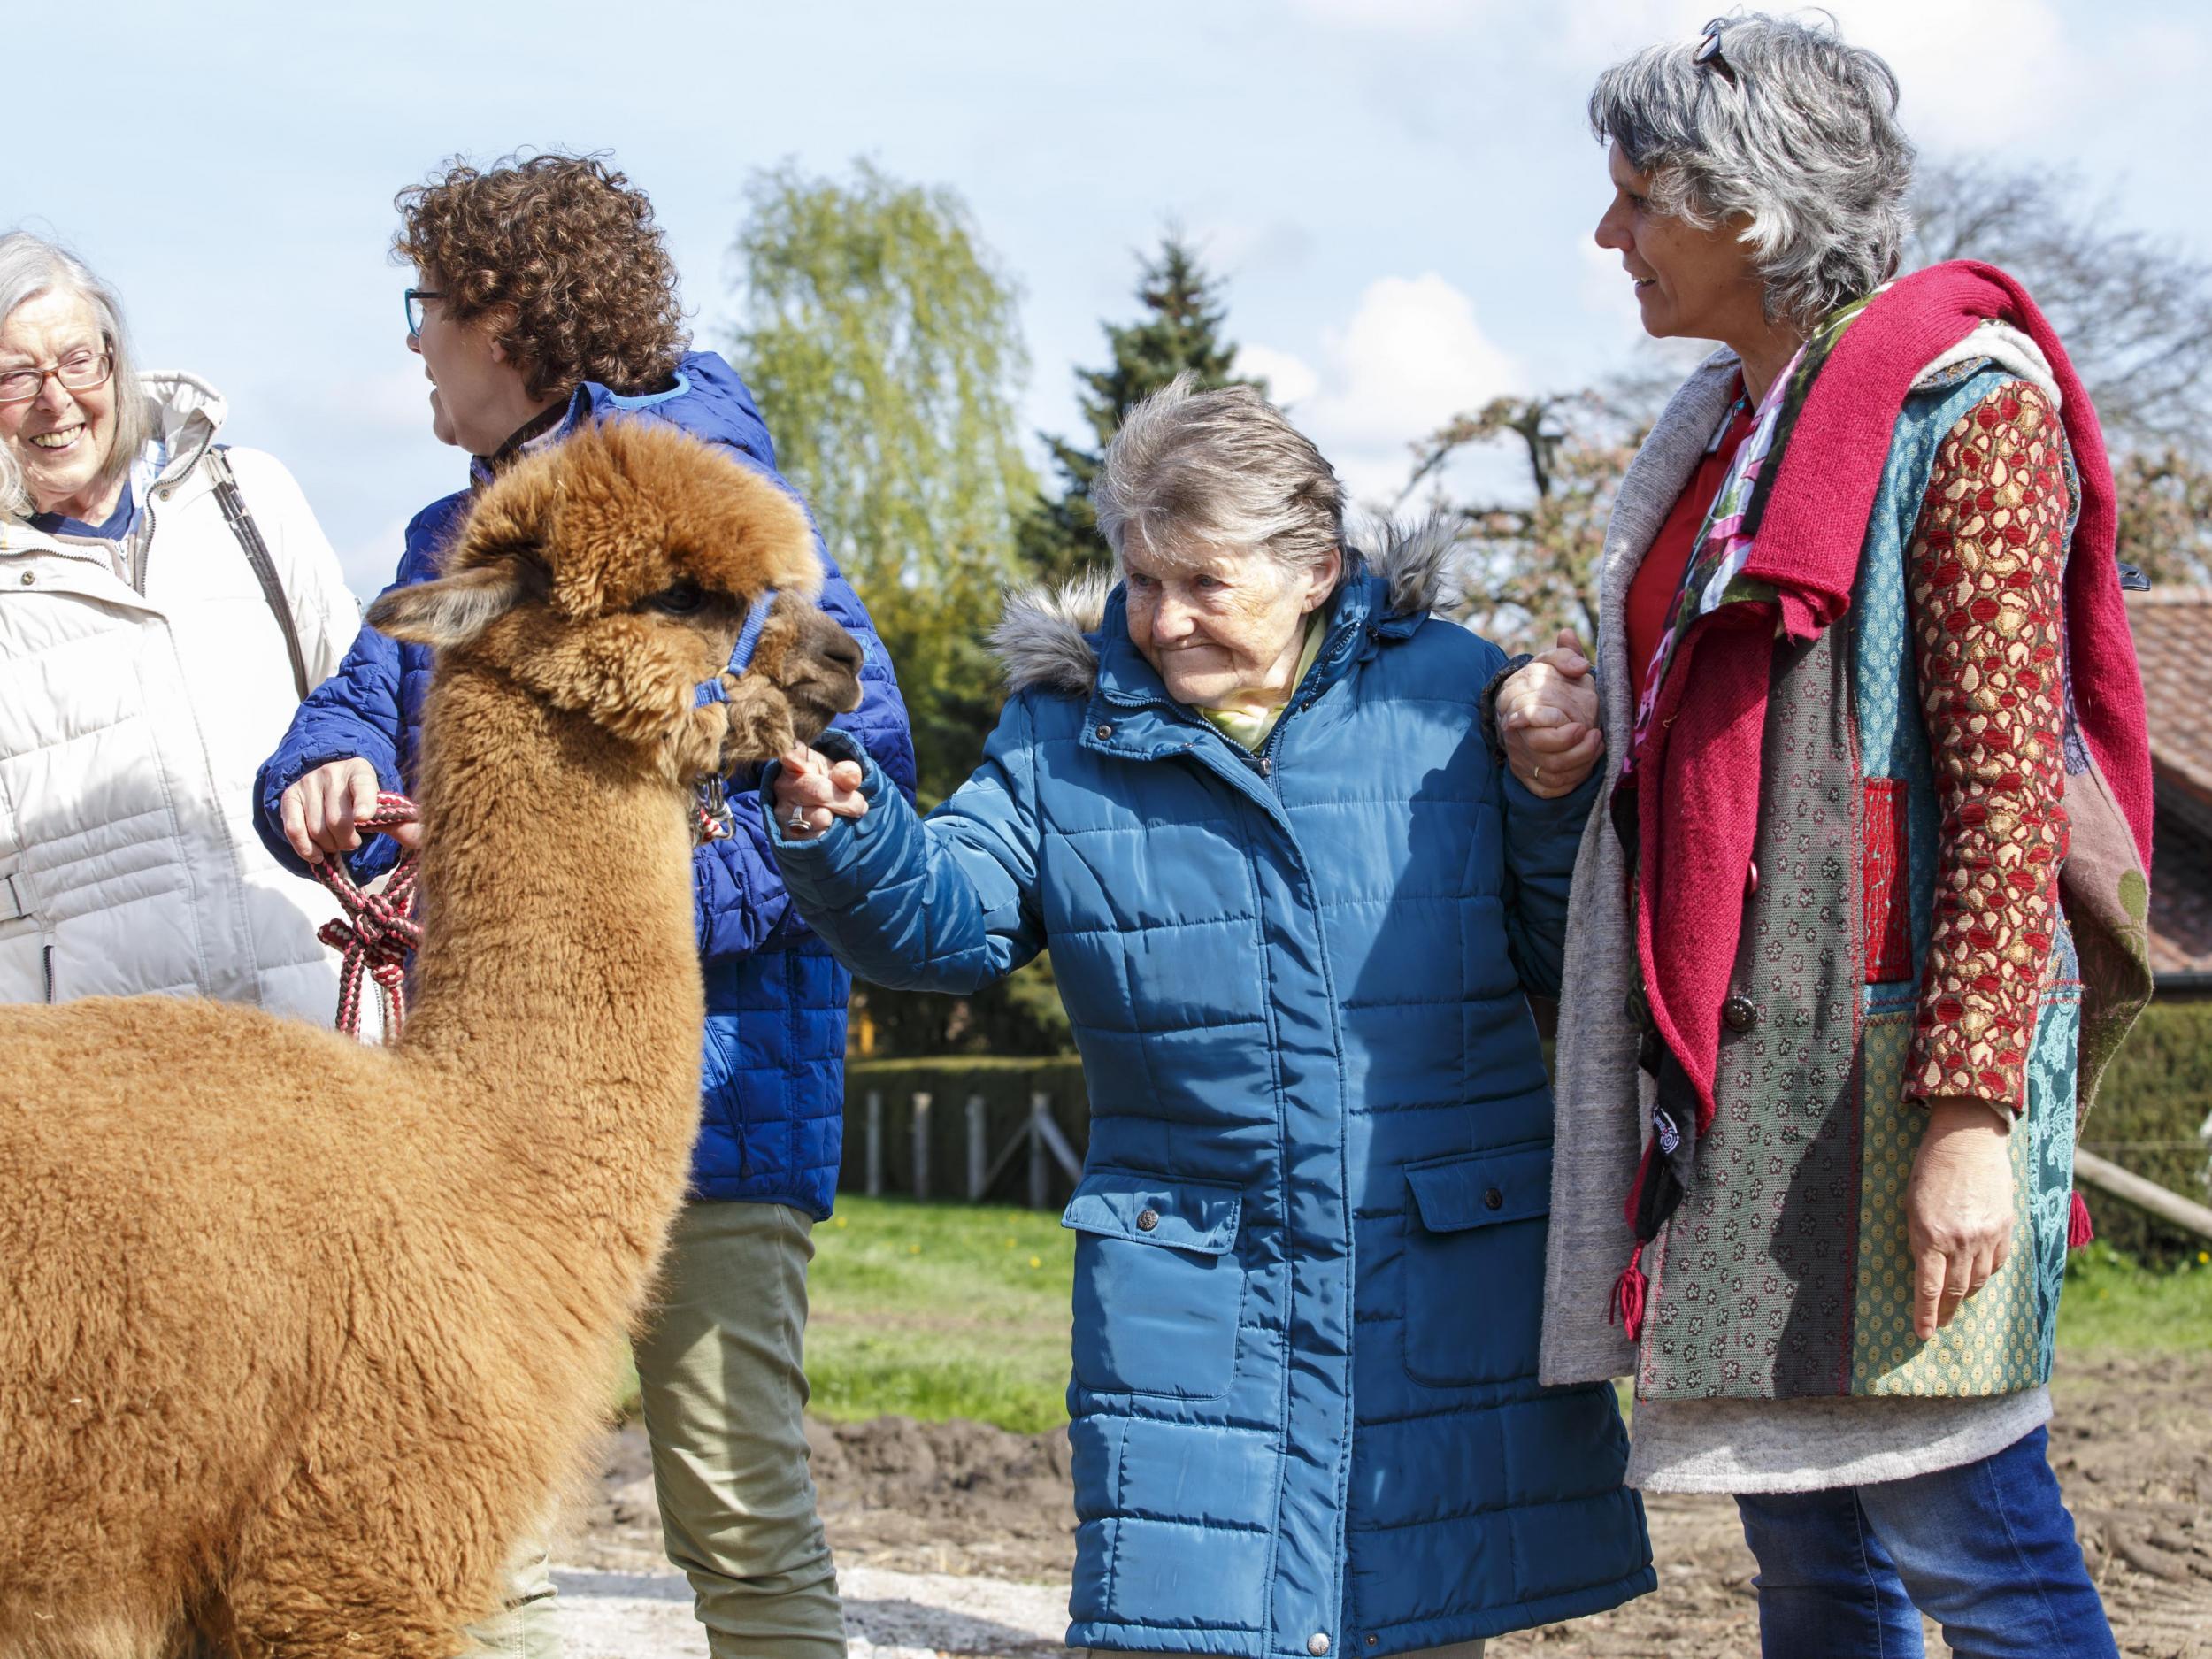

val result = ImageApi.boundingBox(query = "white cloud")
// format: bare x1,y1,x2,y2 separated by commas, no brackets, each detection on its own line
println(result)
1236,343,1321,407
1240,272,1524,503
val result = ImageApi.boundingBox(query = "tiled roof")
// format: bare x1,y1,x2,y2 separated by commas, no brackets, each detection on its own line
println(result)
2128,588,2212,978
2130,588,2212,805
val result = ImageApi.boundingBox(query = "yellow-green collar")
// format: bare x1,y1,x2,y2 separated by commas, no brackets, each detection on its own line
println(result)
1197,614,1325,752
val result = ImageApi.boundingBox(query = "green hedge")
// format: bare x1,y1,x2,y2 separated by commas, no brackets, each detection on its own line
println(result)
2080,995,2212,1263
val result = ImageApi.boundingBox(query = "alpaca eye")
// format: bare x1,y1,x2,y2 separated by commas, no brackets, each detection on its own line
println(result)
646,580,704,615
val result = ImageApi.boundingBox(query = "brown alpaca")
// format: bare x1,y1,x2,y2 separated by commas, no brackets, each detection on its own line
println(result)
0,421,863,1659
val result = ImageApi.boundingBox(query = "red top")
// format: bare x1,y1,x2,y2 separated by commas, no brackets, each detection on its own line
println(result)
1624,380,1751,709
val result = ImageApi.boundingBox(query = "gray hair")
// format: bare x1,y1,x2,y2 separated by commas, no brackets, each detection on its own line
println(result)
1094,373,1345,586
0,233,152,518
1589,11,1914,329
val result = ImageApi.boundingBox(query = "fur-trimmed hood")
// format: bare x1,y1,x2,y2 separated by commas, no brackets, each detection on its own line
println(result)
989,516,1461,697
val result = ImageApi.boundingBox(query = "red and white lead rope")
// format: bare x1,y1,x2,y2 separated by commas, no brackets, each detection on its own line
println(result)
312,792,423,1042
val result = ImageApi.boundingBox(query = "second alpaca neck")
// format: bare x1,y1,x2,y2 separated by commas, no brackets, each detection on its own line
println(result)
397,657,706,1250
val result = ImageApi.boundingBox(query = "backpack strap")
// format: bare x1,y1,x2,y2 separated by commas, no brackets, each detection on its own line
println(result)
204,447,311,701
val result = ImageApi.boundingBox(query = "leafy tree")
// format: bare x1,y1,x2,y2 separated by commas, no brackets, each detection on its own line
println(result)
1909,159,2212,588
1392,390,1641,649
729,161,1071,1056
727,158,1035,801
1909,158,2212,451
1019,235,1260,587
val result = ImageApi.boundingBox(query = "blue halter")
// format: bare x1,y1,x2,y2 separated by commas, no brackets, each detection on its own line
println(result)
690,588,779,843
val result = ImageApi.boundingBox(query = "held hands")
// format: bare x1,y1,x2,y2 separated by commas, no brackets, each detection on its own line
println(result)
772,745,868,841
1904,1099,2016,1341
279,757,422,863
1499,629,1603,799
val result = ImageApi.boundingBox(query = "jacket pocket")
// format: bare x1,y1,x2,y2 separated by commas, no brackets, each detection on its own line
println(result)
1063,1167,1243,1400
1402,1143,1552,1388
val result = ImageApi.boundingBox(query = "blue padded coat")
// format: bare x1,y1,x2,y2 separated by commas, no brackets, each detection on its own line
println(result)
253,351,915,1215
765,532,1654,1655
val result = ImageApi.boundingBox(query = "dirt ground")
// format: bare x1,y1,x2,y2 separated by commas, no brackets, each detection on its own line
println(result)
575,1349,2212,1658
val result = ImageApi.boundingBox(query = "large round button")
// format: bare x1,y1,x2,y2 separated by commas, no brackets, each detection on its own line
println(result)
18,571,34,586
1483,1187,1504,1211
1094,723,1114,740
1135,1208,1159,1232
1308,1636,1331,1656
1723,995,1758,1033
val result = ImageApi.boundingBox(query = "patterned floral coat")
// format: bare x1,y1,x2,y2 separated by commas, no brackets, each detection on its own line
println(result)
1543,326,2151,1405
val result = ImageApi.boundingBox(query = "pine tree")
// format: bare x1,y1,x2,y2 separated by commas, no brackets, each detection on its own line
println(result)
1018,236,1261,587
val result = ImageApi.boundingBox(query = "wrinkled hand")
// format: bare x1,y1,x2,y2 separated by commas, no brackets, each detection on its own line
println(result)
1905,1099,2016,1340
771,745,867,841
279,757,421,863
1499,629,1603,799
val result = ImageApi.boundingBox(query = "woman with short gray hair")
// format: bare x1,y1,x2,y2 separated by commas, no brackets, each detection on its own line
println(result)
1502,12,2153,1655
0,231,359,1018
764,373,1655,1655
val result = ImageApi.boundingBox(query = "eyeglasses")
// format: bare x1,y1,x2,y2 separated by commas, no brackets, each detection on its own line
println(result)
0,344,114,405
1694,18,1738,84
403,288,447,337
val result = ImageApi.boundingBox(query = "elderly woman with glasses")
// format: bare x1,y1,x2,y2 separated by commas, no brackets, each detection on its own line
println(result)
1495,13,2153,1656
765,375,1655,1658
0,231,358,1018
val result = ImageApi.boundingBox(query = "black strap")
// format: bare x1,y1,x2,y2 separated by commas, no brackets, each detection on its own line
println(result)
205,448,311,701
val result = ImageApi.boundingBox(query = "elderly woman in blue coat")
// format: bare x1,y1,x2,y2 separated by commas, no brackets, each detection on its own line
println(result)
767,376,1654,1657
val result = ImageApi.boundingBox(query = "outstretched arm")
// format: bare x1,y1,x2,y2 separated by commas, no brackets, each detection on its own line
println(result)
763,699,1048,995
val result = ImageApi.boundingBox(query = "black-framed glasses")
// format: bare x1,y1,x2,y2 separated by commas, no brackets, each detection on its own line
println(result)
0,344,114,405
1694,17,1738,83
404,288,447,337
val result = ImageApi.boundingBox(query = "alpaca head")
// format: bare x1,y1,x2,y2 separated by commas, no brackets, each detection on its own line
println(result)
366,422,864,783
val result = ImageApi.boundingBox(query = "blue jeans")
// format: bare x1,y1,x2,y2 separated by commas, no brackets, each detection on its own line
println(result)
1733,1428,2116,1659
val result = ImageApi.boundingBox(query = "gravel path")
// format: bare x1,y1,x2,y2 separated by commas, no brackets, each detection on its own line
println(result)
550,1562,1065,1658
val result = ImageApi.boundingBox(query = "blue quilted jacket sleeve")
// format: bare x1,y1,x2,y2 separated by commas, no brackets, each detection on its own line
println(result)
1499,765,1601,999
250,598,409,882
250,497,463,884
757,703,1044,994
691,561,916,964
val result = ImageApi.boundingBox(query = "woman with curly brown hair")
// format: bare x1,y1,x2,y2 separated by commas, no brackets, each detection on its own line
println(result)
253,151,916,1659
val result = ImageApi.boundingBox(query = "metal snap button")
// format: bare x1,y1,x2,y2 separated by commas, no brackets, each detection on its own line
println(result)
1094,723,1113,740
1135,1208,1159,1232
1723,994,1758,1033
1483,1187,1504,1211
18,571,34,586
1308,1636,1330,1656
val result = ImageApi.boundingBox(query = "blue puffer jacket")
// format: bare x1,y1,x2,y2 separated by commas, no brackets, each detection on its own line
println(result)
766,531,1653,1655
253,351,916,1215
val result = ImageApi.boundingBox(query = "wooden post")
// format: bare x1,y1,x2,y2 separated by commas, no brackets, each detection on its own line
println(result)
911,1091,933,1201
966,1094,988,1202
2074,1148,2212,1243
864,1090,883,1198
1027,1092,1050,1210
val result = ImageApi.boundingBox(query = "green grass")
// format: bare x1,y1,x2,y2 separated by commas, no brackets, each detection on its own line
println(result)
2055,1239,2212,1352
611,1202,2212,1434
804,1195,1077,1433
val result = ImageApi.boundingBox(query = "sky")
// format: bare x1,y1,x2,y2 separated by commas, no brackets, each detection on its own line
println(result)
12,0,2206,600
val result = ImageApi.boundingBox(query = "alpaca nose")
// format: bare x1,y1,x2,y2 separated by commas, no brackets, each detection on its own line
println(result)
824,628,863,680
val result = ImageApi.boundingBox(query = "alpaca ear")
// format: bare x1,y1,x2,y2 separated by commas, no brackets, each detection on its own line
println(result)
367,561,539,648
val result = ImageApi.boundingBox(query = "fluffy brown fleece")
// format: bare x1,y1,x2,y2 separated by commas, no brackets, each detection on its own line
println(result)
0,421,861,1659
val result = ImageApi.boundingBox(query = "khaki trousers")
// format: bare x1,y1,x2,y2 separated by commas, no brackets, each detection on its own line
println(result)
462,1547,560,1658
464,1201,840,1659
632,1200,845,1658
